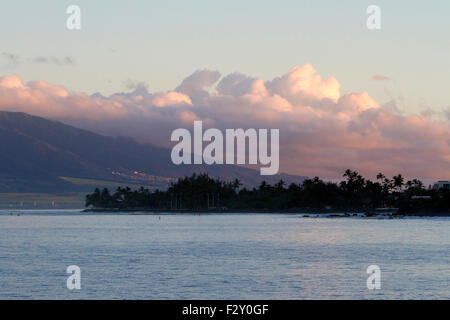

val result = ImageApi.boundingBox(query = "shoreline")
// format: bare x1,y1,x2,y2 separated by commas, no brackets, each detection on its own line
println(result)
82,207,450,217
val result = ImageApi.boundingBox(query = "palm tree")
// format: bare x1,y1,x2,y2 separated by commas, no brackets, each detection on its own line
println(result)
393,174,404,193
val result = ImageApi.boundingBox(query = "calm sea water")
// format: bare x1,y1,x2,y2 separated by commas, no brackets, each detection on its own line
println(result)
0,210,448,299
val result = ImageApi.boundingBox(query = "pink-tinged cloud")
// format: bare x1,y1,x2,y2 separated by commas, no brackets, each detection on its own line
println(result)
371,75,391,81
0,64,448,181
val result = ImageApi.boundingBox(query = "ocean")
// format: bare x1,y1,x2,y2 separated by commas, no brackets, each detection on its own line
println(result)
0,210,448,299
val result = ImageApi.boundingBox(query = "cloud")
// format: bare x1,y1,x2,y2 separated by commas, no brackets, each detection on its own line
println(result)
444,106,450,122
2,52,20,67
371,75,391,81
1,53,76,68
0,64,448,181
123,79,149,92
175,69,221,99
267,64,341,103
34,56,75,66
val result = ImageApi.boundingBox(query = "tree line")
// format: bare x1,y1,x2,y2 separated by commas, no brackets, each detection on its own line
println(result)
85,170,450,214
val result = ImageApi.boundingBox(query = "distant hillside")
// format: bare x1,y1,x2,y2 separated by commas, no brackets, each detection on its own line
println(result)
0,111,307,192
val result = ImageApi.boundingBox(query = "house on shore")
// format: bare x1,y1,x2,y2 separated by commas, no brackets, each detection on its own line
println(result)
433,181,450,190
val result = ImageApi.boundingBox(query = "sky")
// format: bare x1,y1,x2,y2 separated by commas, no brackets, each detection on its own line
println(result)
0,0,449,181
1,0,449,114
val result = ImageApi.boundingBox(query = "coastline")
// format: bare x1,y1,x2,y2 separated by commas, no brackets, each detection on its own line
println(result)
82,207,450,217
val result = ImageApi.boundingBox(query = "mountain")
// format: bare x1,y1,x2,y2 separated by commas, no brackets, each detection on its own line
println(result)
0,111,307,192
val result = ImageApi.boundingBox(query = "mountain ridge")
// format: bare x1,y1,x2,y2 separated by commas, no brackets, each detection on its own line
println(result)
0,111,307,192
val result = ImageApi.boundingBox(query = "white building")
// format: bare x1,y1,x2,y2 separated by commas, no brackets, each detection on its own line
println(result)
433,181,450,190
